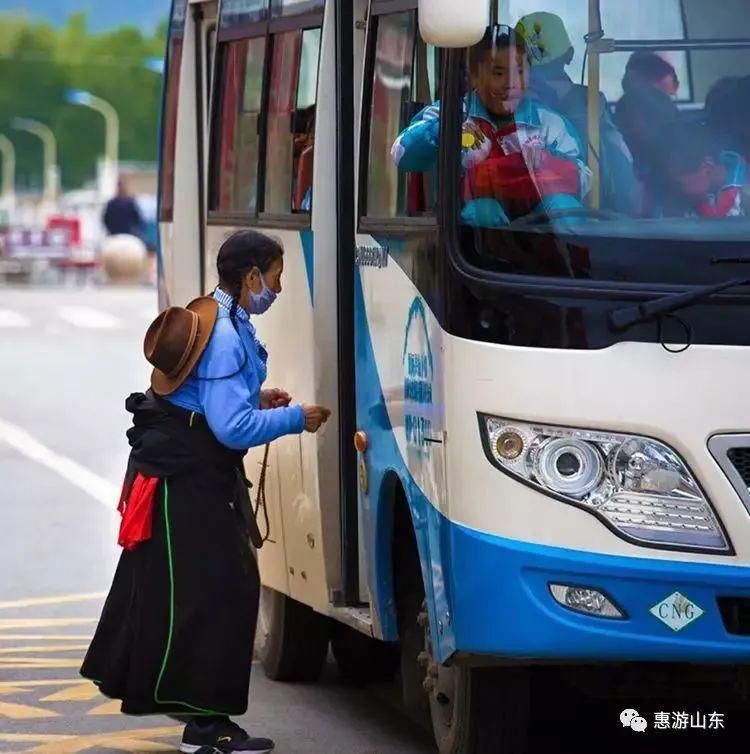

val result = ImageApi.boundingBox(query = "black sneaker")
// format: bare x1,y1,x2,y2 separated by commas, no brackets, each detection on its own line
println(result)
180,719,275,754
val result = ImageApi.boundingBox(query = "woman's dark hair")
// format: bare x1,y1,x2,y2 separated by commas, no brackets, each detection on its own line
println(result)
622,52,677,93
706,75,750,154
216,230,283,321
656,123,719,178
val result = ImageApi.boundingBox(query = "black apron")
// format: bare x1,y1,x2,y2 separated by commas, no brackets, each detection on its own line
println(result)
81,391,260,716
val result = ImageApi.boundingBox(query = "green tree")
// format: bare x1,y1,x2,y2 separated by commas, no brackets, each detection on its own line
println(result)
0,11,167,191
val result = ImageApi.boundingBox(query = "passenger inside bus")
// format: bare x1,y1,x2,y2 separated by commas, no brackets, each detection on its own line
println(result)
391,25,592,228
706,75,750,161
292,105,315,212
653,124,747,218
615,53,680,181
516,12,640,215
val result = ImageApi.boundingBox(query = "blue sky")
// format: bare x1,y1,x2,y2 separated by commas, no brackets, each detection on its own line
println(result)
0,0,170,33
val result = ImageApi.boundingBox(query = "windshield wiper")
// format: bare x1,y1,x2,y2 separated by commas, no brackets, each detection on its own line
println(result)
608,277,750,332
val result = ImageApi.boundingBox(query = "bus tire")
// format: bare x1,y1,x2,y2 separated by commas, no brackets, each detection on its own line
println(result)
429,663,530,754
330,621,399,685
257,586,330,682
419,603,531,754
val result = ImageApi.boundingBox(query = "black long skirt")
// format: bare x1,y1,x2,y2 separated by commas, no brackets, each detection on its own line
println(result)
81,468,259,716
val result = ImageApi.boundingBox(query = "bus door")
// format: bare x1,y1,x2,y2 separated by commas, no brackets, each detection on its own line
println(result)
191,0,219,294
354,2,447,618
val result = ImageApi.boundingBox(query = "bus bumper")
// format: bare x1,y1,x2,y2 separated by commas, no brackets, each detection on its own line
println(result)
448,522,750,663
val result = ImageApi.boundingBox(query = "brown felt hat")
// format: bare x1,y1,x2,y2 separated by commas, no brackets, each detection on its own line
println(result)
144,296,218,396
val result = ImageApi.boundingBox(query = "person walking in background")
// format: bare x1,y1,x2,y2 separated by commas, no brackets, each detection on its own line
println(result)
81,230,331,754
103,178,145,237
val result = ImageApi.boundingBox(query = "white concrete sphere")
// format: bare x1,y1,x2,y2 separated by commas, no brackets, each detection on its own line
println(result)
100,234,147,282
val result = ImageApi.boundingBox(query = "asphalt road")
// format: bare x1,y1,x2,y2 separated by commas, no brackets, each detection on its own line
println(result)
0,283,433,754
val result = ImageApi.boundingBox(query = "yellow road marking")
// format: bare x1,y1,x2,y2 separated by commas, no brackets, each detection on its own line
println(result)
23,726,182,754
0,593,106,610
0,634,92,641
0,644,89,654
87,699,121,716
0,657,82,668
91,738,176,752
0,686,32,695
0,618,97,630
40,683,100,703
0,733,73,743
0,701,60,719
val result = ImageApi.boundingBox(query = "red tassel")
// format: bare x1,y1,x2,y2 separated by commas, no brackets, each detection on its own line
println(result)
118,473,159,551
698,187,740,218
464,152,581,204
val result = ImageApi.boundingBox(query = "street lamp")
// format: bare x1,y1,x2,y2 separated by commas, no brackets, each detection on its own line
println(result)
145,57,165,75
0,134,16,211
66,89,119,198
12,117,59,203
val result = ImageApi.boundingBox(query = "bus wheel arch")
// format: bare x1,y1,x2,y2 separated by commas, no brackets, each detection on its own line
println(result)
388,480,531,753
389,478,432,726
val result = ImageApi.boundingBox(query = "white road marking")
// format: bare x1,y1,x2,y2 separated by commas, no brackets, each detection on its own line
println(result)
0,593,106,611
0,417,119,511
0,309,31,328
57,306,122,330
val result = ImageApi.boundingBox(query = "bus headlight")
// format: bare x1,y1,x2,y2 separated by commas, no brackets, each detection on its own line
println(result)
534,437,603,497
479,414,730,554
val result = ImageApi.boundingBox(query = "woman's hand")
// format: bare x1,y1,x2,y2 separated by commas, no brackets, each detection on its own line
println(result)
302,404,331,433
261,388,292,409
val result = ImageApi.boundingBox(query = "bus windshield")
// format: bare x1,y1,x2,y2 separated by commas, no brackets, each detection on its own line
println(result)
450,1,750,284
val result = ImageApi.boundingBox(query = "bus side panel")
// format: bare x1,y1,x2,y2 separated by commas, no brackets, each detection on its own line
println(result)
253,228,330,613
249,442,289,596
353,231,455,657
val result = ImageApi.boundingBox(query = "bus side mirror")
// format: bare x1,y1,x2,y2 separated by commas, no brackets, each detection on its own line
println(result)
418,0,489,48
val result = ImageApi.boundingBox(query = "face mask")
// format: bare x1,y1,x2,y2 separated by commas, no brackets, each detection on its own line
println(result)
247,271,277,315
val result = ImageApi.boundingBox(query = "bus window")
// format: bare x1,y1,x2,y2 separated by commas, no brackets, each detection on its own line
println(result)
210,36,267,214
264,26,321,215
159,0,188,223
454,3,750,285
270,0,325,17
264,32,303,214
207,27,217,97
293,28,322,213
506,0,690,102
369,12,439,219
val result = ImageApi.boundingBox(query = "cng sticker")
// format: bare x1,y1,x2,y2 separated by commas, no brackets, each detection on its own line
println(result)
650,591,704,632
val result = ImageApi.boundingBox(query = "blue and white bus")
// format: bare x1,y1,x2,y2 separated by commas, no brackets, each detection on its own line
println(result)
159,0,750,750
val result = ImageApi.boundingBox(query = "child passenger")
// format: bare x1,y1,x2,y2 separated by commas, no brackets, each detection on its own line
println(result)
655,126,746,218
391,25,591,227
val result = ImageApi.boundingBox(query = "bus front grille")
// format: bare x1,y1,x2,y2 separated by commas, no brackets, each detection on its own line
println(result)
728,448,750,489
718,597,750,636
